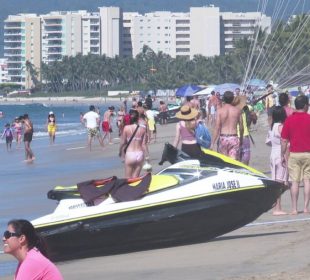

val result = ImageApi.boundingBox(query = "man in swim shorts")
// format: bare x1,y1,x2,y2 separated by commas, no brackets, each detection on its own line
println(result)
211,91,243,160
102,106,115,144
83,105,104,151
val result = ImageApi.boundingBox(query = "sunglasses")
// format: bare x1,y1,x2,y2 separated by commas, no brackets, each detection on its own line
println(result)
3,230,20,240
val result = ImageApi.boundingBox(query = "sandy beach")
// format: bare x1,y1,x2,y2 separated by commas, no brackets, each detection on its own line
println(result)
1,112,310,279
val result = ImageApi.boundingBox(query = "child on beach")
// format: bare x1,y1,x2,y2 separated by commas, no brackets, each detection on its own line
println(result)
1,123,14,151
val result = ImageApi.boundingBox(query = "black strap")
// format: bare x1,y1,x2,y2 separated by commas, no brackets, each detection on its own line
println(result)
124,124,140,154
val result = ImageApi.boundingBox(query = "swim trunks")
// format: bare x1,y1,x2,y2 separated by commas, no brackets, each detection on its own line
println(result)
218,135,240,160
87,127,99,137
102,121,111,132
24,132,33,142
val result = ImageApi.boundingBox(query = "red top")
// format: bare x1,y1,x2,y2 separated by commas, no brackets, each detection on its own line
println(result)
281,112,310,152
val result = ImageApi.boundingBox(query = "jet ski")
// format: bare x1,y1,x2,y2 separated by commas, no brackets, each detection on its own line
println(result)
32,146,285,261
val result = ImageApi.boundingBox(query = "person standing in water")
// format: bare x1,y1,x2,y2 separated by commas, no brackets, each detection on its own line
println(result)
22,114,35,162
1,123,14,151
47,111,56,145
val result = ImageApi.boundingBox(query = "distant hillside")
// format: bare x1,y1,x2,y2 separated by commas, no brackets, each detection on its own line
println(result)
1,0,309,56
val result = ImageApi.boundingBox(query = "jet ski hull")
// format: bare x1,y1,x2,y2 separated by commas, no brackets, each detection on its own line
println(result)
36,179,283,261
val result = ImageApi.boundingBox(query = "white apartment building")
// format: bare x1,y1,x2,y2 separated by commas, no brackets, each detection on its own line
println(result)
41,11,85,64
3,6,271,87
190,6,221,58
221,12,271,53
130,11,190,58
122,12,140,57
0,58,9,83
99,7,122,58
82,12,101,55
4,14,41,88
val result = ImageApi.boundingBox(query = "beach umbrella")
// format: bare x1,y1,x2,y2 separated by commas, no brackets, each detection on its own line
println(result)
193,85,216,96
247,79,266,88
289,90,299,97
213,83,240,95
175,84,202,97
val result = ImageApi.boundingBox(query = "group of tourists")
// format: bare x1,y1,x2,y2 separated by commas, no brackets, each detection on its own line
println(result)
1,114,35,162
174,84,310,216
267,93,310,215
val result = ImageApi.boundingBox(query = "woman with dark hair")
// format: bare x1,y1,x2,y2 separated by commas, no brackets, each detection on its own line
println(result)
278,92,294,117
47,111,56,145
2,219,63,279
119,110,149,178
269,106,288,215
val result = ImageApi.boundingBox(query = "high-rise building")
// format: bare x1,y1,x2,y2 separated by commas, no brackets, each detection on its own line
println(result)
3,6,271,88
0,58,9,83
4,14,41,88
41,11,84,64
99,7,122,58
190,6,221,58
82,12,101,55
221,12,271,54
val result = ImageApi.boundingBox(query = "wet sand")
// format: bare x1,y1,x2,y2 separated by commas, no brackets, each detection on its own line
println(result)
2,114,310,279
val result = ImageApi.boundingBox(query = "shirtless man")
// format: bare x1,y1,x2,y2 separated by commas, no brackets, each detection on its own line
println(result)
211,91,243,160
102,106,115,144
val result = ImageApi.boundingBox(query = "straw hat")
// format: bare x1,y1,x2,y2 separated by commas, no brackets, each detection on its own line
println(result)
232,96,247,110
176,105,198,120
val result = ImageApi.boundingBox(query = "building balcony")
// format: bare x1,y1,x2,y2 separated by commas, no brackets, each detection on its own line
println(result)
44,19,63,25
4,31,23,35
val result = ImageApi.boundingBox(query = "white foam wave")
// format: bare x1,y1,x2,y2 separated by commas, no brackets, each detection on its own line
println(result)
34,129,85,138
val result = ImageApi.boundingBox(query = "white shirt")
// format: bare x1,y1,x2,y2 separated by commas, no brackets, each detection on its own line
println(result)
145,110,158,121
83,111,99,129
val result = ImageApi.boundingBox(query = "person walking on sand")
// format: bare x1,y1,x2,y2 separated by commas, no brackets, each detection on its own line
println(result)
47,111,56,145
83,105,104,151
102,106,115,144
22,114,35,162
159,100,168,125
116,105,126,137
1,123,14,151
211,91,243,160
173,105,202,159
281,95,310,215
269,106,288,215
119,110,149,178
3,219,63,280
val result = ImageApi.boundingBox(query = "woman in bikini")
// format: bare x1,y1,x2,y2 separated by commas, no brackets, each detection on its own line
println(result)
116,106,125,136
119,110,149,178
13,116,23,148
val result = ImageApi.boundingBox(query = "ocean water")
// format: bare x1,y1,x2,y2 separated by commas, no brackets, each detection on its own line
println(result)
0,103,96,142
0,102,121,277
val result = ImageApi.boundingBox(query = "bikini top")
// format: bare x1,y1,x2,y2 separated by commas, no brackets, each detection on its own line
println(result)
127,124,143,142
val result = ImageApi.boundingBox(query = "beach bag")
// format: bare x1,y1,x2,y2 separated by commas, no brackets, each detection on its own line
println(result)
195,122,211,149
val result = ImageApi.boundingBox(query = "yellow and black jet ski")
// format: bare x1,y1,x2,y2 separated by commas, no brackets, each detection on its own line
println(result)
32,145,285,262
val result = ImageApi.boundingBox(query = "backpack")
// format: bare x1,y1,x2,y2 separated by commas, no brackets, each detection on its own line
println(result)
195,122,211,149
5,128,13,138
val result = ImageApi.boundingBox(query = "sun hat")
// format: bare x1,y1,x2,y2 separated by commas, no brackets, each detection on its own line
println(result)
175,105,198,120
49,111,54,115
232,96,247,110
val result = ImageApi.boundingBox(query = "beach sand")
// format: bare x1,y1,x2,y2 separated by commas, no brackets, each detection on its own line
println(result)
1,113,310,279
